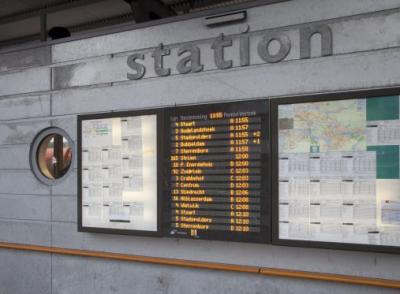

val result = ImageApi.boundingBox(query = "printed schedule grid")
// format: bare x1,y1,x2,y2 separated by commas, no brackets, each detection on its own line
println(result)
277,95,400,248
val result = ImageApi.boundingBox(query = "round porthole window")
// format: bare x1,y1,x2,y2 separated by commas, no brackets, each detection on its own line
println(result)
30,127,74,185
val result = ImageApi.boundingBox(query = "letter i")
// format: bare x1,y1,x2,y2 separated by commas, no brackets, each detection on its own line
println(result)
240,32,250,67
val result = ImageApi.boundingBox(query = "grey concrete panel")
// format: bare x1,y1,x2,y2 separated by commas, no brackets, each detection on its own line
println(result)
52,63,80,90
51,169,77,195
0,144,30,169
0,250,51,294
0,219,51,246
0,46,51,73
51,254,400,294
51,222,400,280
51,116,77,142
52,195,77,223
53,47,400,116
53,54,143,90
0,120,49,145
51,9,400,90
0,94,50,120
51,0,400,63
0,67,50,97
0,171,50,195
0,194,50,221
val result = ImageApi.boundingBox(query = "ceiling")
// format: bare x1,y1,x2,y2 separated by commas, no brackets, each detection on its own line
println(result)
0,0,256,48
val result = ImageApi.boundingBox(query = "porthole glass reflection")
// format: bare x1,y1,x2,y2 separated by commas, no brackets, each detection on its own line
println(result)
36,134,73,180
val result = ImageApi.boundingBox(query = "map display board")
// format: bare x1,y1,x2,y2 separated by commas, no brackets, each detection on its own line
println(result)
272,92,400,252
164,100,270,243
78,110,162,236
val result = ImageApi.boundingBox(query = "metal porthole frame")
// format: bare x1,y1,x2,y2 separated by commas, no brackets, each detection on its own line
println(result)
30,127,75,186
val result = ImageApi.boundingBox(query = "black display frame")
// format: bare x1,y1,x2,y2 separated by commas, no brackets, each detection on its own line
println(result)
271,88,400,254
77,108,165,237
164,99,271,243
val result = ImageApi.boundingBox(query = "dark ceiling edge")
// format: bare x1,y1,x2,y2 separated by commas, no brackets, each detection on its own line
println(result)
68,13,136,32
0,13,137,48
0,0,290,55
0,0,108,26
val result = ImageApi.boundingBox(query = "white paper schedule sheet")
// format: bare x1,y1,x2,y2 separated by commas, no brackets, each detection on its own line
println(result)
277,96,400,249
81,114,158,232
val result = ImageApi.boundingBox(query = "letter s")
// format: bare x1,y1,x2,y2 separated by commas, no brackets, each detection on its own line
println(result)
127,53,146,80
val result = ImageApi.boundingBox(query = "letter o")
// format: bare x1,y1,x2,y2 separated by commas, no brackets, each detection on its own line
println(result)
257,32,291,63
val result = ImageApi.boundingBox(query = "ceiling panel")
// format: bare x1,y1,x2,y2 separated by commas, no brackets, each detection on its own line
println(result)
0,0,257,48
47,0,131,29
0,17,40,41
0,0,65,18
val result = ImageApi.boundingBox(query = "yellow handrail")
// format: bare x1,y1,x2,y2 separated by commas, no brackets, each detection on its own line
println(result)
0,242,399,289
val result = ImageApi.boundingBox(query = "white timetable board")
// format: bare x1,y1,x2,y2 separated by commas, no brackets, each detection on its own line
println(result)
275,94,400,249
79,113,159,234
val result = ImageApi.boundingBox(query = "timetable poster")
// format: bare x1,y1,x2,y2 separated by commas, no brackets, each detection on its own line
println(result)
165,100,270,243
277,95,400,247
80,114,158,233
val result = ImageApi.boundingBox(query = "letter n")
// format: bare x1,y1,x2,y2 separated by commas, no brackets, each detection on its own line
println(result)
300,24,333,59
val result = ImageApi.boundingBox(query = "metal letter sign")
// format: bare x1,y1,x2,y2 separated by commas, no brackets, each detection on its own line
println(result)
127,24,333,80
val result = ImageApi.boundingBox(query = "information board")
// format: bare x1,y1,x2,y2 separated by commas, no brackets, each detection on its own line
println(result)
272,92,400,252
78,109,162,236
165,100,270,243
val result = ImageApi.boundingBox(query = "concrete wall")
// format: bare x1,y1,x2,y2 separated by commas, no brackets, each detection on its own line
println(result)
1,0,400,293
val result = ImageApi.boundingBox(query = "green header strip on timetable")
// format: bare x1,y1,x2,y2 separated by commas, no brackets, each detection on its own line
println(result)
366,96,399,121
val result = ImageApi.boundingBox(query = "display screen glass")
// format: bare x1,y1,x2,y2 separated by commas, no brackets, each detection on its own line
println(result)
79,113,159,233
165,100,270,243
276,95,400,248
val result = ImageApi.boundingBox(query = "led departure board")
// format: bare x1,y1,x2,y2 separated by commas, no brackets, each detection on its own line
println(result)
271,90,400,253
165,100,270,243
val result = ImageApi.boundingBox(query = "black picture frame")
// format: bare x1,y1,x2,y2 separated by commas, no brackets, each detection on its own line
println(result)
163,99,271,243
77,108,165,237
271,87,400,254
